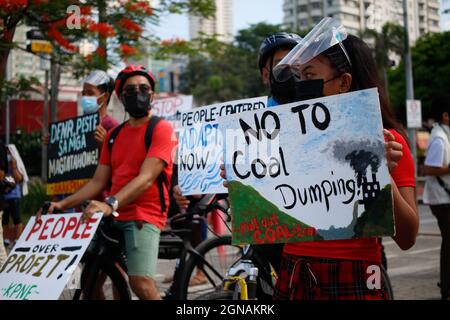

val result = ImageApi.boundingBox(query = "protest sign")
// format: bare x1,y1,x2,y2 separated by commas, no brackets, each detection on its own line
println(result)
47,113,100,195
178,96,267,195
152,95,193,131
0,212,102,300
221,89,394,245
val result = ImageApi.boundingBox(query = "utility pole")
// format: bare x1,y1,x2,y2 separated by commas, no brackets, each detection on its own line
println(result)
41,55,50,181
50,60,61,123
26,28,52,181
402,0,418,178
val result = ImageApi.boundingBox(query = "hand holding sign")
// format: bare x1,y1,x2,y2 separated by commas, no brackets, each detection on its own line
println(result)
383,129,403,172
82,200,113,223
35,201,64,222
220,164,228,188
94,124,107,145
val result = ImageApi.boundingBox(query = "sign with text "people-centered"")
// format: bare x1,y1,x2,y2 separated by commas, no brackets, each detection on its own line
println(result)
178,96,267,195
221,88,394,245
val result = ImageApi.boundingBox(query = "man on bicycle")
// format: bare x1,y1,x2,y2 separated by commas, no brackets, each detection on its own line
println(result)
38,65,178,300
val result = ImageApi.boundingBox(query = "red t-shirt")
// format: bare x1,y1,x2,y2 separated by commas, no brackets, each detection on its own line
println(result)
283,129,415,262
99,118,178,230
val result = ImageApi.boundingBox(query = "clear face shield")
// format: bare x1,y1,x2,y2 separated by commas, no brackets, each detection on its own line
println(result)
272,17,352,83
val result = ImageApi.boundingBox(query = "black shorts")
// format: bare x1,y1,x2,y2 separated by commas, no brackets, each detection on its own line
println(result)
2,198,22,225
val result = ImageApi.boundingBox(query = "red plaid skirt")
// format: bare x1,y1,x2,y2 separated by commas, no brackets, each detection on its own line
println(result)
274,252,390,300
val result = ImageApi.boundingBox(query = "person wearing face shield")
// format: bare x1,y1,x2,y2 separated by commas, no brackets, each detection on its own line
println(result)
37,65,178,300
220,19,418,300
171,32,304,279
42,70,119,147
80,70,120,145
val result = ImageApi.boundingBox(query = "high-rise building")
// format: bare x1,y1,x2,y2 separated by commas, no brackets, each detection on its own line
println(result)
7,25,79,88
441,0,450,31
283,0,440,44
189,0,233,43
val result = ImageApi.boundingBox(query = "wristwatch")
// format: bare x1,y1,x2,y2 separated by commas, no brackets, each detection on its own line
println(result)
105,196,119,217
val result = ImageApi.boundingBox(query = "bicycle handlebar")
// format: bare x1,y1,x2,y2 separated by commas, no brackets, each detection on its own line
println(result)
170,193,230,226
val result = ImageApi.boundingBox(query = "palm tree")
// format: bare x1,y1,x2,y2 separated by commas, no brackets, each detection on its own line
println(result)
360,23,404,95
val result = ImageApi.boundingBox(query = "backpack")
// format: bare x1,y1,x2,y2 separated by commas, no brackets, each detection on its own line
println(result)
107,116,177,214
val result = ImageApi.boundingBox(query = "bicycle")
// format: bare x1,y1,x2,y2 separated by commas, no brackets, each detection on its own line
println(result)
194,243,277,300
54,194,242,300
197,244,395,301
164,193,243,300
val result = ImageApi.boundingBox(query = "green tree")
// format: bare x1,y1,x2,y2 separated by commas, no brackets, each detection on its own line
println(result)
360,23,404,91
180,22,298,105
0,1,215,86
388,31,450,121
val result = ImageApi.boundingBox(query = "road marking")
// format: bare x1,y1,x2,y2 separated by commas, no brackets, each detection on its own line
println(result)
386,246,440,260
420,218,437,225
382,240,396,246
406,246,441,255
388,261,438,277
418,232,441,237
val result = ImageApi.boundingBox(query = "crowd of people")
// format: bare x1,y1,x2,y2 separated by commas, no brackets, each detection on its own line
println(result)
0,18,449,301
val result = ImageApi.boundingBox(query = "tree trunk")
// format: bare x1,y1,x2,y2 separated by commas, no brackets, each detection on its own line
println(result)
0,25,17,107
50,59,61,122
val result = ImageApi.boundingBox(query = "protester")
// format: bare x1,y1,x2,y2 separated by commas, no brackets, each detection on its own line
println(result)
220,22,418,300
37,65,178,300
80,70,120,144
172,32,304,276
2,144,28,248
0,140,9,267
422,95,450,300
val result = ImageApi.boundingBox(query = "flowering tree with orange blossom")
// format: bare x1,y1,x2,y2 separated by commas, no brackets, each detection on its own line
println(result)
0,0,215,92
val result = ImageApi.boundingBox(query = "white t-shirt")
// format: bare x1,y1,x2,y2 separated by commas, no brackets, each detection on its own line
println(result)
425,138,445,167
423,125,450,205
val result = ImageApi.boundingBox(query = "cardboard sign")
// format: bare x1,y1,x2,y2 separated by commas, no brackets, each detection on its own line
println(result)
221,89,394,245
47,113,100,195
178,97,267,195
0,213,102,300
152,95,193,132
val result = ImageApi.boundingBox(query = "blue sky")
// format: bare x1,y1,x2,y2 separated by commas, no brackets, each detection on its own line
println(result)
149,0,284,39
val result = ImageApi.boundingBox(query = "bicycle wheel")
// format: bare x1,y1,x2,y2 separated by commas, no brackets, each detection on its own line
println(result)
177,235,243,300
71,260,131,300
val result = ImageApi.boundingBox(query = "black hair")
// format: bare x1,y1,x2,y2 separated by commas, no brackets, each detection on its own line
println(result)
96,77,115,106
323,34,408,142
431,95,450,123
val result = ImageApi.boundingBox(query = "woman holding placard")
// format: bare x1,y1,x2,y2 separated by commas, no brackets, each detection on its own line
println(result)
221,18,418,300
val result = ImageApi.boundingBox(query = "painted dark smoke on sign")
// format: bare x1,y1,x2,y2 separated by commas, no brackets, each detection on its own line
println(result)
313,139,388,240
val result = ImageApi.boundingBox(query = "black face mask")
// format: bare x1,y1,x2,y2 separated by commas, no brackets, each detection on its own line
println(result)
270,75,324,104
121,92,151,118
269,55,325,104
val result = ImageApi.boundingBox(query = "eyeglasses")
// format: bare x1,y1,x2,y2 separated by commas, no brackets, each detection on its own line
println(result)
123,84,152,95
